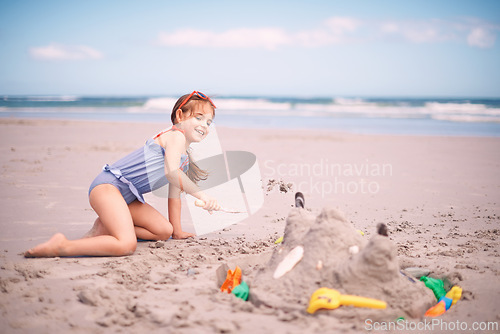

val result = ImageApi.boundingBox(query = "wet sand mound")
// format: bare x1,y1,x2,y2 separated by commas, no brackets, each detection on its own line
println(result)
249,207,436,320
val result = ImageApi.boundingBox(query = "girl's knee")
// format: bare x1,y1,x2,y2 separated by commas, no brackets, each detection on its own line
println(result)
116,239,137,256
157,224,173,241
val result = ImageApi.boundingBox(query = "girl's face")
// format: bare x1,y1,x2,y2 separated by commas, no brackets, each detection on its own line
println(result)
178,104,214,143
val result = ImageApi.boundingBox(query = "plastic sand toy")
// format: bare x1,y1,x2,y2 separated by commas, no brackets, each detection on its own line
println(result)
425,285,462,317
307,288,387,314
232,281,249,301
445,286,462,307
420,276,446,300
220,266,242,293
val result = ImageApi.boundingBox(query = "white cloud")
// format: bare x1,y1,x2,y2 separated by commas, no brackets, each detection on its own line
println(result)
379,18,498,48
295,28,342,47
158,16,360,50
467,27,496,48
158,27,290,50
380,22,399,34
30,43,103,60
296,17,360,47
378,20,448,43
324,17,360,34
404,27,439,43
157,16,498,50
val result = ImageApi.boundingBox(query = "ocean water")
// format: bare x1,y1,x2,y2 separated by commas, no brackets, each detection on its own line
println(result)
1,95,500,136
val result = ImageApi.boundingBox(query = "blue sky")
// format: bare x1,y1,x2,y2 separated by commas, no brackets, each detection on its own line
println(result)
1,0,499,97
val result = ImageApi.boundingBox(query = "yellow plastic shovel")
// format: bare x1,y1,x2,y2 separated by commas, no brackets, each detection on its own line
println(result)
307,288,387,314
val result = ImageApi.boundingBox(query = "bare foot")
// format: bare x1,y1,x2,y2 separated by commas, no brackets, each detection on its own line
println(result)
84,218,109,238
24,233,68,258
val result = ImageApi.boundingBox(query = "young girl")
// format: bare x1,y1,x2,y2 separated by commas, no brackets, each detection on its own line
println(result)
25,91,220,257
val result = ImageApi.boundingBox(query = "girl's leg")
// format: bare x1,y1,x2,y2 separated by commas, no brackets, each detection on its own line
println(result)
128,201,173,241
83,201,172,240
25,184,137,257
84,217,109,238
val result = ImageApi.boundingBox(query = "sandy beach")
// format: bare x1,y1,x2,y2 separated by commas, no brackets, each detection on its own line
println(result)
0,118,499,333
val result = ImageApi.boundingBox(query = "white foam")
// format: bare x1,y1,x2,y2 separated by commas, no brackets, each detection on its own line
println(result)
133,97,500,123
333,97,376,106
141,97,291,112
295,103,428,118
23,96,80,102
432,114,500,123
216,98,291,111
426,102,484,113
142,97,177,110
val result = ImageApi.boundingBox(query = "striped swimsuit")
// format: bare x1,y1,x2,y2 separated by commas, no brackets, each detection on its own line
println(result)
88,125,189,204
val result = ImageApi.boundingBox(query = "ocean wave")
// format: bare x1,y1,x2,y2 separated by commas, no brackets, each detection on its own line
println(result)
137,96,500,123
2,96,80,102
294,103,426,117
425,102,500,116
141,97,292,111
3,96,500,124
217,98,291,110
333,97,377,106
142,97,178,110
431,114,500,123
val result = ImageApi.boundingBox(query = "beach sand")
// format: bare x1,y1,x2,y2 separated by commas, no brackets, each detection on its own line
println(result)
0,118,499,333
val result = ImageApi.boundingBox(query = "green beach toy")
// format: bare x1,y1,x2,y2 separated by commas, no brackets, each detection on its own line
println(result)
420,276,446,300
231,281,249,301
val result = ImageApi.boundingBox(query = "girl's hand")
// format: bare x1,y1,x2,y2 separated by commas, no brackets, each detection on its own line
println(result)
172,231,195,239
198,195,220,214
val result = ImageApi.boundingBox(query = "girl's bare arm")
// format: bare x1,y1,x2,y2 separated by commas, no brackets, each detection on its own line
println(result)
168,185,194,239
163,131,219,211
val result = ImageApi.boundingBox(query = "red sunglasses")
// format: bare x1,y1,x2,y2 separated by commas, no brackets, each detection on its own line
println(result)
178,91,216,110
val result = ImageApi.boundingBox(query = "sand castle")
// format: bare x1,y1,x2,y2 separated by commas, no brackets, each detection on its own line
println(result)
248,196,436,321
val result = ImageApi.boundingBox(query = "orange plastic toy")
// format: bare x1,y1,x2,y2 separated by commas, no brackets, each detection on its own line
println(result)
425,300,447,317
425,285,462,317
220,266,242,293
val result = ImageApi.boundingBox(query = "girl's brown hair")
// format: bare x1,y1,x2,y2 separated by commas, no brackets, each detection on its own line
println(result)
170,93,216,184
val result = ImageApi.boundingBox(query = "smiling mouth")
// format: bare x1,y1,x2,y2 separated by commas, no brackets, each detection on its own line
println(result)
196,129,205,136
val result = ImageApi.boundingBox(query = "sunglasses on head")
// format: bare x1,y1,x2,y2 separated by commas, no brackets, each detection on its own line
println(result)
178,91,216,110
